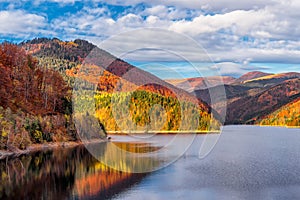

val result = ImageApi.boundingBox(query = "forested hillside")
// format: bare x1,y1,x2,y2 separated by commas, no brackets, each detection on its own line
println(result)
0,43,79,151
225,79,300,124
260,98,300,127
0,38,220,152
174,71,300,127
66,47,219,132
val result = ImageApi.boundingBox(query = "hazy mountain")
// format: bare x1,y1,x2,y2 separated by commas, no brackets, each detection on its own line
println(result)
166,76,236,92
234,71,273,83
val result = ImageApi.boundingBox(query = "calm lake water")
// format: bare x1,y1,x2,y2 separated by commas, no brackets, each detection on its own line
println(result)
1,126,300,200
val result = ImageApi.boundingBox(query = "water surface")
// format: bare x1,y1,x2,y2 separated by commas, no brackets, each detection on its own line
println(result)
1,126,300,200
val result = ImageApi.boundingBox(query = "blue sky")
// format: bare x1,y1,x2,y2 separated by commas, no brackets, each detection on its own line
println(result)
0,0,300,78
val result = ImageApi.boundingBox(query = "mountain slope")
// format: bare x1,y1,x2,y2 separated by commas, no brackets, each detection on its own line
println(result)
245,72,300,83
241,72,300,88
194,84,253,106
0,43,78,151
20,38,95,62
21,38,206,106
185,70,300,127
226,79,300,124
166,76,236,92
234,71,273,83
259,97,300,127
21,38,220,132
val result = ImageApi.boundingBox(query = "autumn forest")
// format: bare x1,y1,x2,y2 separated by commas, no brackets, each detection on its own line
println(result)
0,38,299,152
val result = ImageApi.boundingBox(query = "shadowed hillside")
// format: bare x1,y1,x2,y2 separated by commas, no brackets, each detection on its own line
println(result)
225,79,300,124
259,97,300,127
168,71,300,127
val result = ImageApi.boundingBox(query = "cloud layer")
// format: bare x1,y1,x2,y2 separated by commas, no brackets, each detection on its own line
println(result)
0,10,47,36
0,0,300,76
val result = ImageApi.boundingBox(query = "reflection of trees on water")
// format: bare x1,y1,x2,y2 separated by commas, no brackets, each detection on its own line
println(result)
93,142,162,173
0,142,160,199
0,148,81,200
75,142,162,198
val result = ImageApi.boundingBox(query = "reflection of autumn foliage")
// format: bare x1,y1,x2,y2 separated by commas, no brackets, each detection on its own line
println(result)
73,141,164,198
260,98,300,127
113,142,162,153
0,148,79,200
75,166,136,198
74,142,160,198
0,143,153,199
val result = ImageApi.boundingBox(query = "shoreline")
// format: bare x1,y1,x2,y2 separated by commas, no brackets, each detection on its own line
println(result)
0,139,107,161
1,125,298,160
107,130,221,135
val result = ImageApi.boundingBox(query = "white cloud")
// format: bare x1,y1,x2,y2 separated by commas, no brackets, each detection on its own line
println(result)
210,62,248,76
144,5,168,17
97,28,211,63
2,0,300,69
0,10,47,36
33,0,76,5
118,13,143,27
142,5,196,20
48,0,300,67
101,0,274,11
169,9,274,37
210,62,270,76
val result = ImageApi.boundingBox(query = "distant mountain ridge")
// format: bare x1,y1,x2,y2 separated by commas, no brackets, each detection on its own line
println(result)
234,71,273,83
226,78,300,124
244,72,300,83
166,70,300,127
166,76,236,92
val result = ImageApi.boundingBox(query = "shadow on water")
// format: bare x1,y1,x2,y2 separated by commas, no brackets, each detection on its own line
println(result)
0,142,160,200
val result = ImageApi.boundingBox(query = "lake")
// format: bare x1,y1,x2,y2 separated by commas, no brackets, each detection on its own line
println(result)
1,125,300,200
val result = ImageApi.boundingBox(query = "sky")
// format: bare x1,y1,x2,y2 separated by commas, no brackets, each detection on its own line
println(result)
0,0,300,78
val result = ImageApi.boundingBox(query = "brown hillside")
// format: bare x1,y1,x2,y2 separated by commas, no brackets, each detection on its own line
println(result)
234,71,273,83
0,43,70,115
226,78,300,124
244,72,300,83
79,47,211,112
166,76,236,92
